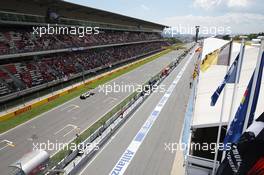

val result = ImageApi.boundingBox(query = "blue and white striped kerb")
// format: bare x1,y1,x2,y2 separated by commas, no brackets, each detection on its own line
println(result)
109,51,195,175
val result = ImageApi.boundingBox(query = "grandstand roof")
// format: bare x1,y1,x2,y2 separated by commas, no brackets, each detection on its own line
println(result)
0,0,167,32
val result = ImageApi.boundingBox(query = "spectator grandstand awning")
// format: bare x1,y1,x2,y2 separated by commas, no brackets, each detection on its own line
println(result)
192,38,264,128
0,0,168,32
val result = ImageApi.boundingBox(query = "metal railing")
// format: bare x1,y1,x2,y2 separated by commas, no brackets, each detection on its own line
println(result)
185,155,219,175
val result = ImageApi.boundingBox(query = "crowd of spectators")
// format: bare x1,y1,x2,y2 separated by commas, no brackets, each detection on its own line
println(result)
0,41,169,96
0,28,161,55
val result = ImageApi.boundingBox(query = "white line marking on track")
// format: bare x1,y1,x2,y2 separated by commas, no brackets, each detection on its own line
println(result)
67,106,80,112
0,139,15,151
0,49,177,138
79,49,196,175
79,100,143,175
109,50,195,175
60,104,80,112
54,124,78,137
0,97,80,137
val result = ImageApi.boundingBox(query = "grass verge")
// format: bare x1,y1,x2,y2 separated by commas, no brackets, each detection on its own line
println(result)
49,51,171,168
0,49,171,134
167,43,186,50
49,90,138,168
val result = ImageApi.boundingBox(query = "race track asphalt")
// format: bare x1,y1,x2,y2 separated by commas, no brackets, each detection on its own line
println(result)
0,44,194,175
78,46,199,175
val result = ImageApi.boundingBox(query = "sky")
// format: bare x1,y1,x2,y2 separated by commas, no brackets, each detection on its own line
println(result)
65,0,264,34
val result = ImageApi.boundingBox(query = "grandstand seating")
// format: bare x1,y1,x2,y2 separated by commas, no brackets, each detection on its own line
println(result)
0,41,169,96
0,28,161,55
0,25,170,98
0,69,17,95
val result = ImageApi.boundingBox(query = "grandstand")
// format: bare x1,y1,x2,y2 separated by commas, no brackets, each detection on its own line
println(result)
0,0,169,107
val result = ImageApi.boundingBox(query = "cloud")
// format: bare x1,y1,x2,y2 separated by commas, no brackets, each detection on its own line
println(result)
227,0,251,7
193,0,222,9
140,4,150,11
193,0,254,9
162,12,264,34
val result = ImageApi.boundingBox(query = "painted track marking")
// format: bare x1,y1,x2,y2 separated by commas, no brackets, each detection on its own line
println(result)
54,124,78,137
0,140,15,151
109,51,195,175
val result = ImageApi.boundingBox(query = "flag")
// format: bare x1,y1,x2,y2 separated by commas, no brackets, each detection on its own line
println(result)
210,53,239,106
228,44,245,83
210,45,245,106
247,157,264,175
216,112,264,175
223,51,264,147
200,41,232,72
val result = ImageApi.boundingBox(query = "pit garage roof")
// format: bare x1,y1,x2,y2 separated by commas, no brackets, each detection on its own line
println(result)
0,0,167,31
192,38,264,128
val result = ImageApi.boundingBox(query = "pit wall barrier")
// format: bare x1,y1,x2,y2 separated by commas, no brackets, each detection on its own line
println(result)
60,43,196,175
0,49,170,122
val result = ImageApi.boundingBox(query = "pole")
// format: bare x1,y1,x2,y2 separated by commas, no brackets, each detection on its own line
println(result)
212,39,233,174
195,26,200,43
222,36,246,161
227,36,246,127
242,36,264,133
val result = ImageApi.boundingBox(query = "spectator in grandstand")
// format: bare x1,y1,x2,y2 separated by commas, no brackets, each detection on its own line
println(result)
0,41,169,96
0,28,161,55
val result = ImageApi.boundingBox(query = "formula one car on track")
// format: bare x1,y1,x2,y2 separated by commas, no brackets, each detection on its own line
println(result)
80,91,95,99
